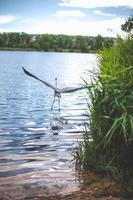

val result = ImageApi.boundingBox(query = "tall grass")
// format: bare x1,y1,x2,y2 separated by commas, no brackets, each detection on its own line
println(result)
75,34,133,191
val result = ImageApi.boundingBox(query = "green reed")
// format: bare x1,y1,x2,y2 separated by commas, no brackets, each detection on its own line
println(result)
75,34,133,191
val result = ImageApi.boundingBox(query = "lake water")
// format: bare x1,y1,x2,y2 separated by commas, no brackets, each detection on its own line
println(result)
0,51,98,199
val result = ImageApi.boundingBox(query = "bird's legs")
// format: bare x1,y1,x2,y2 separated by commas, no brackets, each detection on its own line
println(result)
51,96,61,112
58,97,61,112
51,96,55,111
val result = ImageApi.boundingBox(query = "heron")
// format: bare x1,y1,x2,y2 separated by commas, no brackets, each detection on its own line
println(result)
22,67,86,111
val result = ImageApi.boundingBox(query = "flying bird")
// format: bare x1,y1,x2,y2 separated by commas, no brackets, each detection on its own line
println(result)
22,67,86,111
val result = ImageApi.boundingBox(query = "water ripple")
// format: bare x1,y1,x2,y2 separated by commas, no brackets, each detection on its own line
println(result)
0,51,98,199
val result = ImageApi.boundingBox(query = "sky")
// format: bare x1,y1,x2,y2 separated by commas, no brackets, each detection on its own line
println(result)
0,0,132,37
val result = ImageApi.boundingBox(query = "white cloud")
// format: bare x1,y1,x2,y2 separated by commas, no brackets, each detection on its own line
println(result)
7,17,125,37
0,15,17,24
93,10,116,17
19,18,34,24
52,10,86,18
59,0,133,8
0,28,19,32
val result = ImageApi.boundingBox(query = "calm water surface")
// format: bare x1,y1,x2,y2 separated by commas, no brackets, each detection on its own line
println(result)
0,51,98,199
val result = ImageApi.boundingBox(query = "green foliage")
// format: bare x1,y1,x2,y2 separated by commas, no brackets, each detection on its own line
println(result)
75,34,133,191
0,32,114,52
0,32,33,48
121,16,133,32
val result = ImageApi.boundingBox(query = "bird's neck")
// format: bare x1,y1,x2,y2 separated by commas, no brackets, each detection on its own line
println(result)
55,78,57,88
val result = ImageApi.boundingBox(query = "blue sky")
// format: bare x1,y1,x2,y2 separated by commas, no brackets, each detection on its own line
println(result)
0,0,132,37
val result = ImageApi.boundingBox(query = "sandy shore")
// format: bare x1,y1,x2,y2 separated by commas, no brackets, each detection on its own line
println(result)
0,171,131,200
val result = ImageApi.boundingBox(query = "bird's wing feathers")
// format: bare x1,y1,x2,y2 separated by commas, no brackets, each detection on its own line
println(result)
60,86,86,93
23,67,86,94
22,67,57,91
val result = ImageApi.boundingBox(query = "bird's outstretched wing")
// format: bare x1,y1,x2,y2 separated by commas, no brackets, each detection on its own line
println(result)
22,67,57,91
60,86,86,93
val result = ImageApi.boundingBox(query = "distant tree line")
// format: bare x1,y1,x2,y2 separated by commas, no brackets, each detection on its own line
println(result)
0,32,115,53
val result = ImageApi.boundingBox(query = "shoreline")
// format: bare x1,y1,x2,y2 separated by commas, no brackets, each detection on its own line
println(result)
0,47,96,53
0,171,127,200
